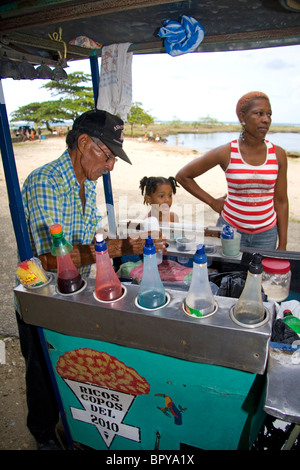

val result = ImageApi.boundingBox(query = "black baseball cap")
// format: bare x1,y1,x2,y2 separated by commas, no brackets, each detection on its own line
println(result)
72,109,132,164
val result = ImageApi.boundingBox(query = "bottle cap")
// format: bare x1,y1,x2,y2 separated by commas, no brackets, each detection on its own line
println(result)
143,236,156,255
249,253,263,274
95,233,107,252
50,223,73,255
262,257,290,274
193,244,207,264
221,225,234,239
50,223,62,235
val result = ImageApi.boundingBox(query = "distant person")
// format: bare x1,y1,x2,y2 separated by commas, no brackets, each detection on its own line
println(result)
176,91,288,250
20,127,26,142
139,176,179,224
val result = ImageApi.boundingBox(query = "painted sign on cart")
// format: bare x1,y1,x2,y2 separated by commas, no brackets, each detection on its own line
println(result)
55,348,150,448
65,379,140,447
43,329,264,450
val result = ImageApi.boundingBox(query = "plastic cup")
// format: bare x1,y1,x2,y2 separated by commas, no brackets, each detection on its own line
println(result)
156,242,164,264
221,232,241,257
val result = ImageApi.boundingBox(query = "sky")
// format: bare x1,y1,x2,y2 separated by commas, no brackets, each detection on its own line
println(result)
1,44,300,125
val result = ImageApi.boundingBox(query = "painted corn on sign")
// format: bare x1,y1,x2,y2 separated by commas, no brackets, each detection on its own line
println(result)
56,348,150,448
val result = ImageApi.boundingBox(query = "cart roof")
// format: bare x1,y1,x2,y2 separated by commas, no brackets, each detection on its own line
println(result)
0,0,300,69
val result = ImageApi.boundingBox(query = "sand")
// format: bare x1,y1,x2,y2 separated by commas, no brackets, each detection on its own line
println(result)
1,135,300,250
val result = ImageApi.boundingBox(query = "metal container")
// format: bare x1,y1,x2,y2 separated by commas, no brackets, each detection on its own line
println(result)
15,276,274,374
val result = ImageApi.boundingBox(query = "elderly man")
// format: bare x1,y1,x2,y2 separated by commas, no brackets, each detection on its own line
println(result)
17,109,161,449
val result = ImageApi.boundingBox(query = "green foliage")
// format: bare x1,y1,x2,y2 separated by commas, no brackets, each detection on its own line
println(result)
9,73,157,135
170,118,183,128
42,71,94,101
126,102,154,135
10,72,94,129
192,116,221,126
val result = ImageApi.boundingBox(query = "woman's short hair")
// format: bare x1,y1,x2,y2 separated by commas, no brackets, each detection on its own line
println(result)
236,91,270,120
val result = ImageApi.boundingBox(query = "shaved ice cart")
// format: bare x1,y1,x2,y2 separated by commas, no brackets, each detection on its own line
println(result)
15,245,299,451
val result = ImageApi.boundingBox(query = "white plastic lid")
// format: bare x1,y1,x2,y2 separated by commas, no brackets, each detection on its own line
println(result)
143,216,160,232
95,233,104,243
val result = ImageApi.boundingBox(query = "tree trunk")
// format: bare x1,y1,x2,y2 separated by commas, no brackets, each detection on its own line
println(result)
45,121,52,133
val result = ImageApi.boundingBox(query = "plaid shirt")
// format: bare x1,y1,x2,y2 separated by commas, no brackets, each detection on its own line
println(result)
22,149,102,278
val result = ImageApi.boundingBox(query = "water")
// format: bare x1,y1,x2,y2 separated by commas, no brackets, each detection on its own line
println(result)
166,132,300,153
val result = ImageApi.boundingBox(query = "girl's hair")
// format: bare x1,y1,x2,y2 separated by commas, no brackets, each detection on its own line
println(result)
139,176,179,203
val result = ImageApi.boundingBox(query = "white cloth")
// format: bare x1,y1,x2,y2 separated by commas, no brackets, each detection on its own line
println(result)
97,43,133,121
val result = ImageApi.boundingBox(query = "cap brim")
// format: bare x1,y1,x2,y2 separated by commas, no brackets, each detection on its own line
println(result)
102,140,132,165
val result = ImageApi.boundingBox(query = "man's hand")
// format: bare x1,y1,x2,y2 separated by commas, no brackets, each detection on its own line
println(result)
107,231,166,258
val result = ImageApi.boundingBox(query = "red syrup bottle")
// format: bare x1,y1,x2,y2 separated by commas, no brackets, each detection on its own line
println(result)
94,233,123,301
50,223,83,294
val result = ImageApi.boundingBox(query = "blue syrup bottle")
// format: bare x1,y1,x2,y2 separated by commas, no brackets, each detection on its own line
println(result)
137,236,166,309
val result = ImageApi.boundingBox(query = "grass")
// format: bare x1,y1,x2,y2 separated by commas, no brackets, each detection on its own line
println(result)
124,122,300,138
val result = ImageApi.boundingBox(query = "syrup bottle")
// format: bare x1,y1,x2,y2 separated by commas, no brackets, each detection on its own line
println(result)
50,223,83,294
94,233,123,301
137,236,166,309
184,244,215,317
233,253,265,325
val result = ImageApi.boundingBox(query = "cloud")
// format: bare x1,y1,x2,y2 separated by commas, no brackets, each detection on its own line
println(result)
266,58,295,70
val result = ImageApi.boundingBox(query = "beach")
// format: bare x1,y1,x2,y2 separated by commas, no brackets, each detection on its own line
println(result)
2,135,300,237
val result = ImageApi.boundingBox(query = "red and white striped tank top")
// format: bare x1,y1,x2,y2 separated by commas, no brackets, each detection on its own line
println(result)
221,140,278,234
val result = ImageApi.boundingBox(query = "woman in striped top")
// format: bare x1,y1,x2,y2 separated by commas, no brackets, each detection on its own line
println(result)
176,92,288,250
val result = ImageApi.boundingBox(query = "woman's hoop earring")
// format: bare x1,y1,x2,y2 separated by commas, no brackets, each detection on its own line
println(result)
239,122,246,141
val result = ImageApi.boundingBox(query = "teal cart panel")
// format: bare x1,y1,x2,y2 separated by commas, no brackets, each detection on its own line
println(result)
43,329,266,450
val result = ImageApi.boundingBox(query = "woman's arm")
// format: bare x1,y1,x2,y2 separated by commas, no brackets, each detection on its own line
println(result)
176,144,230,214
274,146,289,251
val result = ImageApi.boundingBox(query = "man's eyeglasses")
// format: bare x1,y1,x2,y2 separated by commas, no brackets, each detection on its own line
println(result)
92,138,118,164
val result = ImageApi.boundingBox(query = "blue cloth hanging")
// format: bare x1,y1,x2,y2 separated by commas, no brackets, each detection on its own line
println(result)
157,15,205,57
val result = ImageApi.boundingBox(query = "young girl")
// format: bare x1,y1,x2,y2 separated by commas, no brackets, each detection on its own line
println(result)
139,176,179,223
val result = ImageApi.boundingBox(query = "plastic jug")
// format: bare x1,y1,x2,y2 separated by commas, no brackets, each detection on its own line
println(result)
137,236,166,309
50,223,83,294
94,233,123,301
184,244,215,317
